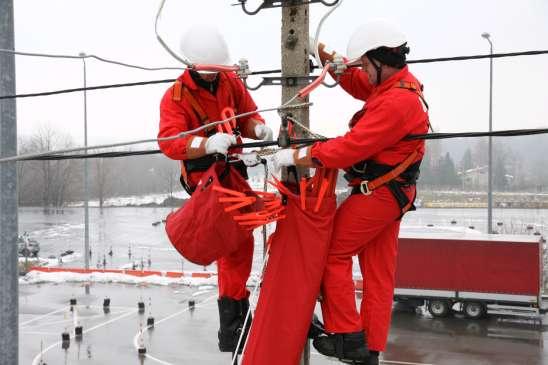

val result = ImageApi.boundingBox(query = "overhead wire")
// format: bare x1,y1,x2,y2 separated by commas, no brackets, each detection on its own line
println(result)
311,0,344,87
12,128,548,162
0,102,312,164
0,79,176,100
154,0,193,66
0,48,184,71
1,49,547,100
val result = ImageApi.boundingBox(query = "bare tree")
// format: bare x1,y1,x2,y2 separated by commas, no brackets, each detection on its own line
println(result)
24,125,77,211
94,157,112,209
157,159,180,200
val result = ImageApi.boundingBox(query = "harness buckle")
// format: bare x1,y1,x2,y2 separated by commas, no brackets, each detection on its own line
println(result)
359,180,372,195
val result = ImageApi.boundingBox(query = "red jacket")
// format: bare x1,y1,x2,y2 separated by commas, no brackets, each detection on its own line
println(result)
309,66,428,168
158,70,264,187
158,70,264,160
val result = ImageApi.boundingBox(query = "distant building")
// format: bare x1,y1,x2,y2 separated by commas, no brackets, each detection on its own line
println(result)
458,165,514,190
458,166,487,189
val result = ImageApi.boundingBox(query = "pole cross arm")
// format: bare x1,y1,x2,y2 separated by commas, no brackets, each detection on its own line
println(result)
236,0,339,15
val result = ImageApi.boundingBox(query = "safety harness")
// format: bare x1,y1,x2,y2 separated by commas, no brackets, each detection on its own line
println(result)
345,80,429,218
172,79,246,195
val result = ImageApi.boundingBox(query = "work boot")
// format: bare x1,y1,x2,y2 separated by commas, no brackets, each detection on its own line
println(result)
313,331,369,363
308,314,326,339
340,351,379,365
217,297,252,353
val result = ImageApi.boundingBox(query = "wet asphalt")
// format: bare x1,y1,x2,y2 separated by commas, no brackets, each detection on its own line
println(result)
19,283,548,365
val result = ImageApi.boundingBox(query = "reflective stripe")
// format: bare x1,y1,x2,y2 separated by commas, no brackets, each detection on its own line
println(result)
394,288,455,298
459,292,538,303
190,136,204,149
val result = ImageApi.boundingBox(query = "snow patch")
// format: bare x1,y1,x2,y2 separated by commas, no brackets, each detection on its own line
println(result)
20,270,218,287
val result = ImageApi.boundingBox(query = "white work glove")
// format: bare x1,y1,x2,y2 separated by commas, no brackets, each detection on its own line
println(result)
272,149,296,171
205,133,237,156
254,124,274,141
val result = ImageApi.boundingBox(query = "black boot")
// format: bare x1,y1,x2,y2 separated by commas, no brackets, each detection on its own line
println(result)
308,314,326,339
313,331,369,363
217,297,252,353
340,350,379,365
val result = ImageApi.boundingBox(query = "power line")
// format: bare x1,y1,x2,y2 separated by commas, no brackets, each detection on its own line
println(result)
0,79,176,100
0,48,184,71
0,101,311,163
1,49,547,100
16,127,548,162
405,128,548,140
407,49,548,64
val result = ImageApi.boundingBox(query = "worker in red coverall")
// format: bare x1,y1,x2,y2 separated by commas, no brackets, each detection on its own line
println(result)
273,20,429,364
157,24,273,353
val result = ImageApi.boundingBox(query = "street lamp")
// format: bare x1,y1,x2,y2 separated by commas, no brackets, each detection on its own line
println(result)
79,52,90,292
481,33,493,234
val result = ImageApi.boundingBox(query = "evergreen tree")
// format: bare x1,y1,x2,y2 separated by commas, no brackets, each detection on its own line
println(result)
438,152,460,188
460,148,474,172
493,155,509,191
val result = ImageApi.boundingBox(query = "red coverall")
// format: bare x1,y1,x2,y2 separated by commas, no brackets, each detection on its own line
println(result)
307,65,429,351
158,70,265,300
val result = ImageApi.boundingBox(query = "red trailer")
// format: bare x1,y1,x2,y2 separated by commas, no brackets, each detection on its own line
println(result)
392,233,544,319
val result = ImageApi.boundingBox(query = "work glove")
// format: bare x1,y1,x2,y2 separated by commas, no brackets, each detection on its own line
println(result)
272,149,296,171
205,133,237,156
254,124,274,141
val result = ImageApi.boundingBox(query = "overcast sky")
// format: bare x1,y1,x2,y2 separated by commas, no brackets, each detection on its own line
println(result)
10,0,548,149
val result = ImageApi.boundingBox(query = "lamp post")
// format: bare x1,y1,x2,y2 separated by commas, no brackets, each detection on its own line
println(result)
79,52,90,292
481,32,493,234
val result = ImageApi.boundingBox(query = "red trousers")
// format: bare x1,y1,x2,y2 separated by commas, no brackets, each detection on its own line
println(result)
320,185,413,351
217,232,254,300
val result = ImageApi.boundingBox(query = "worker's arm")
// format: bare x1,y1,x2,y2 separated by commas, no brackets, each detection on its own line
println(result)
158,89,207,160
294,92,419,168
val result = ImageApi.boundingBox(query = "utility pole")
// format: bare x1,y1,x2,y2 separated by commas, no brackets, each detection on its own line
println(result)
481,32,494,234
281,3,310,364
79,52,91,294
0,0,19,364
281,3,310,142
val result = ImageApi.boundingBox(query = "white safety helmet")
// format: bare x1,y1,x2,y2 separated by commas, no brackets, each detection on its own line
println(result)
346,19,407,64
180,24,231,65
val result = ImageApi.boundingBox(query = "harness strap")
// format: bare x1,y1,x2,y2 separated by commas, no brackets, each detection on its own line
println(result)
182,86,209,124
172,80,183,102
173,77,243,192
396,80,429,108
352,149,419,195
396,80,433,132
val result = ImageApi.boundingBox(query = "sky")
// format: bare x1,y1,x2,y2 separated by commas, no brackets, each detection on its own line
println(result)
9,0,548,150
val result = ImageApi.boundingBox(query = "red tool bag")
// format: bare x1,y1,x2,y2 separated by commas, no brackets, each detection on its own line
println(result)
165,162,261,266
243,169,338,365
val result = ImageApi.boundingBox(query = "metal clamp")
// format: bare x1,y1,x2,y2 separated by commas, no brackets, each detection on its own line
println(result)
237,0,340,16
330,54,347,75
359,180,372,195
237,59,250,80
244,76,318,90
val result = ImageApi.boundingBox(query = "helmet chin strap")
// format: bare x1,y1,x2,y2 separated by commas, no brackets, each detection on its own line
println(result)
367,54,383,86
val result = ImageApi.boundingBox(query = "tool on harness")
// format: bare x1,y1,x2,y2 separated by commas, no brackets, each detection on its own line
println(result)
345,150,421,217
